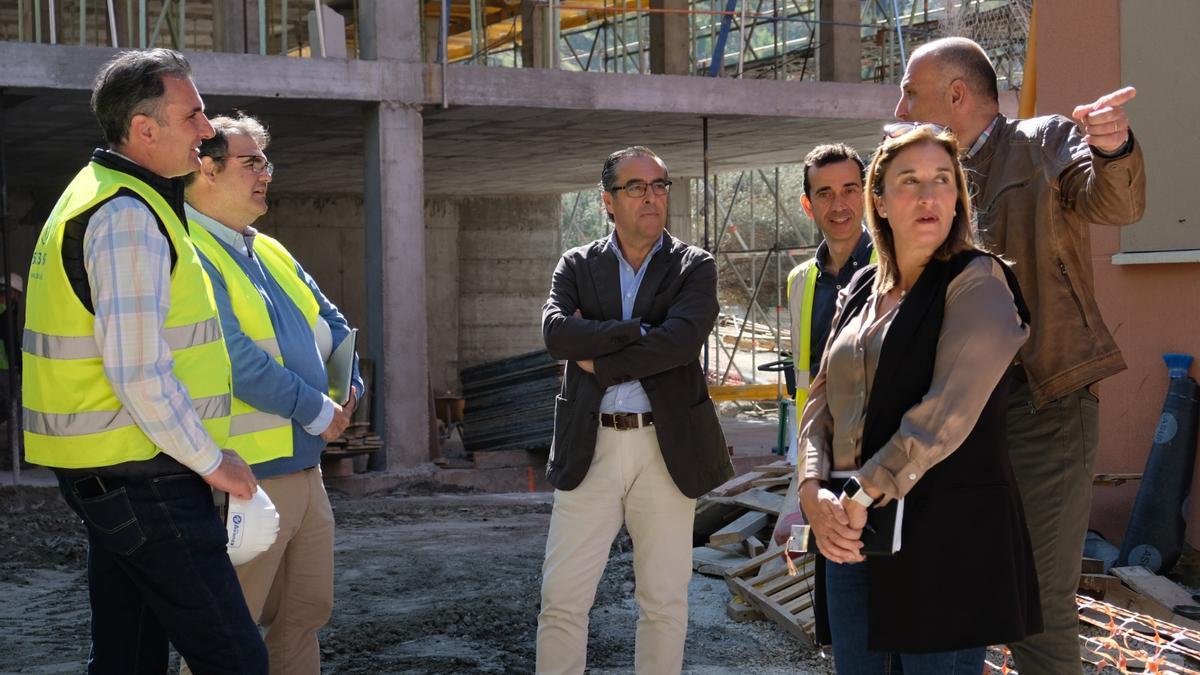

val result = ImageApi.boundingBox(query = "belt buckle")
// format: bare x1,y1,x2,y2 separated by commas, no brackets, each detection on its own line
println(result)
615,413,635,431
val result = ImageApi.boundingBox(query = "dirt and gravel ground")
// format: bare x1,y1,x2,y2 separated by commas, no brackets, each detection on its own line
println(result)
0,480,832,674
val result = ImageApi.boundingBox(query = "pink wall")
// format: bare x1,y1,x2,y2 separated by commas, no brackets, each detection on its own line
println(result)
1035,0,1200,545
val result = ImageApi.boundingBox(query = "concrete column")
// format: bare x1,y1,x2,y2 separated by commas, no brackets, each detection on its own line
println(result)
818,0,860,83
520,0,548,68
422,17,441,63
649,0,690,75
667,178,694,244
359,0,422,62
425,199,461,394
364,103,429,470
213,0,259,54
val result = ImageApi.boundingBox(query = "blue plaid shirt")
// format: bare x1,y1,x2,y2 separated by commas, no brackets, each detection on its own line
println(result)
83,166,223,475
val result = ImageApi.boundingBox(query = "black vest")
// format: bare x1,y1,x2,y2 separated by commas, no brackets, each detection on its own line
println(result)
814,250,1043,653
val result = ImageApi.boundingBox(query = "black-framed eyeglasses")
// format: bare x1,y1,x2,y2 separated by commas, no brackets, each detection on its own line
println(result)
235,155,274,176
882,122,951,141
612,179,671,198
211,154,274,176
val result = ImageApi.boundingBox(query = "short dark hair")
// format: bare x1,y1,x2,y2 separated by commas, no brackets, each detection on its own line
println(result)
802,143,864,198
599,146,668,223
184,113,270,187
91,48,193,146
919,37,999,103
599,146,666,193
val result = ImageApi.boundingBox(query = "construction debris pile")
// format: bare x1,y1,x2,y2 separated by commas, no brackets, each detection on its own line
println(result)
693,462,1200,673
692,460,817,641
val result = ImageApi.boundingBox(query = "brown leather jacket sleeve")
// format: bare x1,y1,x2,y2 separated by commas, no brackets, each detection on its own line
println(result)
1049,117,1147,227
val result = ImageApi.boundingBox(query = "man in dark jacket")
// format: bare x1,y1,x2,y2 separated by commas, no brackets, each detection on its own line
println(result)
895,37,1146,674
536,146,733,675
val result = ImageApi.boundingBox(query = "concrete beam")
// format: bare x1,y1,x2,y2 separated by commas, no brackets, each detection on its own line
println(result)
0,42,419,102
650,0,690,76
364,101,430,470
0,42,1008,121
435,65,899,119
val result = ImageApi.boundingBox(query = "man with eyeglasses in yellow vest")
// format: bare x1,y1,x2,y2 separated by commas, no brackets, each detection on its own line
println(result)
182,113,361,675
22,49,266,674
773,143,874,547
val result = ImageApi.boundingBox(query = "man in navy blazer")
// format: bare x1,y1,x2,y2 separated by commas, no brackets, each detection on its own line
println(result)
536,146,733,675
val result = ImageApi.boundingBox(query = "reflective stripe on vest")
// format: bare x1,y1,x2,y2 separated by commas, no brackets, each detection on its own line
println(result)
24,393,230,437
22,162,233,469
787,247,877,427
23,316,221,360
188,219,321,464
787,261,819,417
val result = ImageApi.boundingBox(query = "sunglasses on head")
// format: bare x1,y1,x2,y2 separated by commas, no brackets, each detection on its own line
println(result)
882,122,952,140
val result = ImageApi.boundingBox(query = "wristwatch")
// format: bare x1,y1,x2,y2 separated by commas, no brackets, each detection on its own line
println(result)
840,475,876,508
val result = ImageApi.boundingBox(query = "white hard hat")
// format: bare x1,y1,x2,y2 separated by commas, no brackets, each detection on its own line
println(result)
313,318,333,362
225,488,280,566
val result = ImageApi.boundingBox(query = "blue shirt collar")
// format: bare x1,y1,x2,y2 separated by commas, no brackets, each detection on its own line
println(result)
815,227,871,275
185,204,259,258
607,230,666,273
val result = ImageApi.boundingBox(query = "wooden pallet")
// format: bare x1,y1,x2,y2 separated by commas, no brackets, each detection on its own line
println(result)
724,546,817,642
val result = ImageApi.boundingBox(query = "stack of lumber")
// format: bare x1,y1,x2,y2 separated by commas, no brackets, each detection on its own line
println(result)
460,350,563,454
323,422,382,456
692,460,817,642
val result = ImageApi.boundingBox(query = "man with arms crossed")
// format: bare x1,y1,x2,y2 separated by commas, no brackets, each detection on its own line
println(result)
22,49,266,674
183,113,362,675
892,37,1146,673
537,146,734,674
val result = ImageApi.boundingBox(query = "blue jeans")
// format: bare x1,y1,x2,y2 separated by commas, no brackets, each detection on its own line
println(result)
825,559,985,675
57,468,267,675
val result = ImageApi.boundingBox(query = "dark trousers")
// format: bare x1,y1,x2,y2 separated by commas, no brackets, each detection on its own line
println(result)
57,468,268,675
1006,380,1099,675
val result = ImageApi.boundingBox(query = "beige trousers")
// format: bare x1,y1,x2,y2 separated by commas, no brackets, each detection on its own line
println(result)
183,467,334,675
535,426,697,675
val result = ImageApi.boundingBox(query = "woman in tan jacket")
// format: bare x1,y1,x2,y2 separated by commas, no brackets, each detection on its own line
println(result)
797,124,1042,673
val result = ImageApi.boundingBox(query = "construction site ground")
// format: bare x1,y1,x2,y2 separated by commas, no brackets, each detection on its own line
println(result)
0,478,832,674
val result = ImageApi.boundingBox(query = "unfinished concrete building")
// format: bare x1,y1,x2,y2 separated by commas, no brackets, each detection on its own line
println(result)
3,1,1196,545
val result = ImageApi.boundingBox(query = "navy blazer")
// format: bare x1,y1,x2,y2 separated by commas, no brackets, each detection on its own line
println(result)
541,231,734,498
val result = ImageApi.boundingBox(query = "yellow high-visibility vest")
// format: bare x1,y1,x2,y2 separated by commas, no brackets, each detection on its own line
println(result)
786,246,877,425
23,162,232,468
189,219,321,465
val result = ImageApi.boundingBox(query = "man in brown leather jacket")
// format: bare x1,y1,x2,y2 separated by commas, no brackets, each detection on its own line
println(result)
895,37,1146,674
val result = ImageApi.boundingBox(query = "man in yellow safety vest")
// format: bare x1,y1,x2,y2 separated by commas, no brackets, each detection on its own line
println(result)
786,143,874,421
22,49,266,674
775,143,873,545
182,113,361,675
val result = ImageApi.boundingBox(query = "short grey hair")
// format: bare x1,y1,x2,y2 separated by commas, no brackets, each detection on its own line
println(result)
184,113,270,186
91,48,192,146
201,113,271,158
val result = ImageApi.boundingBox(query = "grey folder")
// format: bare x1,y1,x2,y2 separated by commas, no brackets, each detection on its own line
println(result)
327,328,357,406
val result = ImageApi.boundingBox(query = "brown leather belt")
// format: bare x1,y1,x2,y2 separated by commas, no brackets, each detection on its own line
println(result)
599,412,654,430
